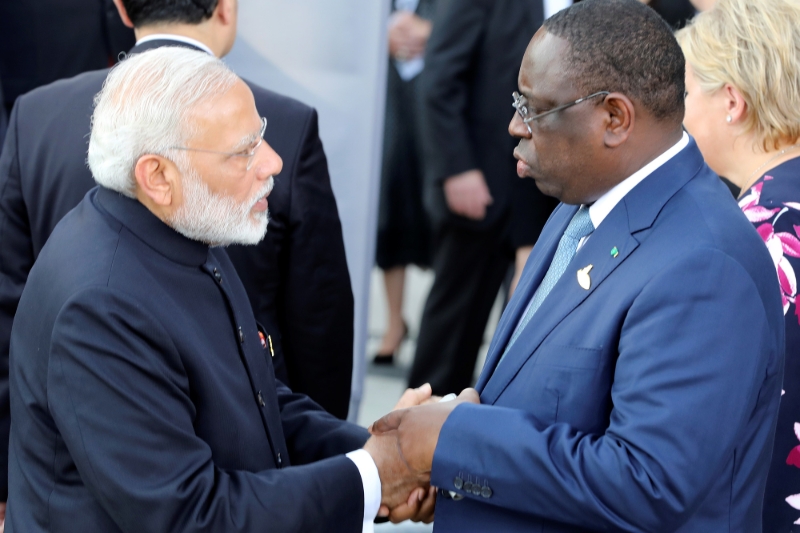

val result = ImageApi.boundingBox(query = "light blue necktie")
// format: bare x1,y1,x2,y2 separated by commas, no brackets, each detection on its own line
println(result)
497,206,594,366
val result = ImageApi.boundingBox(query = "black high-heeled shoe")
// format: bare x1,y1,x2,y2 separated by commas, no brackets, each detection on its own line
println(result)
373,322,409,365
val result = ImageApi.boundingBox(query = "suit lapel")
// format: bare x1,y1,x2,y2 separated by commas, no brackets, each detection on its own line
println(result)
476,205,576,392
479,138,707,405
481,202,639,404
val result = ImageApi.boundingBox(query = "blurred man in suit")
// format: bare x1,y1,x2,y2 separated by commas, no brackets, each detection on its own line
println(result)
0,0,355,513
409,0,559,395
0,78,6,150
0,0,134,114
372,1,784,530
7,48,441,532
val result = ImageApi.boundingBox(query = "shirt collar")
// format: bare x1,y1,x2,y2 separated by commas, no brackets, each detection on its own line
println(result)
587,131,689,230
135,34,215,56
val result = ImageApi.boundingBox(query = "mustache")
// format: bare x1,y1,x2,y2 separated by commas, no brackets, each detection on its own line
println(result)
249,176,275,208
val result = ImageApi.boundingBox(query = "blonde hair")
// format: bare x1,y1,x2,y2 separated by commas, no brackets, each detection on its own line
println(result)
676,0,800,151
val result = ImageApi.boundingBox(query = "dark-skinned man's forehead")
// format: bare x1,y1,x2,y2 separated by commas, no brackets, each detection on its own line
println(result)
518,33,578,107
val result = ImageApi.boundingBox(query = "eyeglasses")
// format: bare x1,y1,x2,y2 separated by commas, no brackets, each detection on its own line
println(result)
169,117,267,171
512,91,610,133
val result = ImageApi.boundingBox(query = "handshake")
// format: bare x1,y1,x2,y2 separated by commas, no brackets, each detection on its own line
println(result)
363,385,481,524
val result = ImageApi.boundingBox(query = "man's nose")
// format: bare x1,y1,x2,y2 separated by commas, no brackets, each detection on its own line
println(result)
508,112,531,139
255,141,283,179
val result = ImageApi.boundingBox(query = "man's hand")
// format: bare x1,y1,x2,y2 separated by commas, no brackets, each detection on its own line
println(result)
392,383,441,411
443,170,493,220
383,485,437,524
0,501,6,533
364,432,430,513
371,388,481,474
388,11,432,61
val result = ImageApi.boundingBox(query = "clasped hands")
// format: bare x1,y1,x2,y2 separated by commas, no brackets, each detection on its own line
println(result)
363,384,480,524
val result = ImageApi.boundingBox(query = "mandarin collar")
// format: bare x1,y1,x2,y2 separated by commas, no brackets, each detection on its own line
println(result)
94,186,210,267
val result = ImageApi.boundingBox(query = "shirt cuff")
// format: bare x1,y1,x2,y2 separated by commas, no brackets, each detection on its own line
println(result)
346,448,382,533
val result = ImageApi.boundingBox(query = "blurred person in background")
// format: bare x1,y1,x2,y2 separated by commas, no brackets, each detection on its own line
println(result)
408,0,560,396
0,78,6,150
0,0,134,114
638,0,697,28
678,0,800,529
0,1,356,517
373,0,436,366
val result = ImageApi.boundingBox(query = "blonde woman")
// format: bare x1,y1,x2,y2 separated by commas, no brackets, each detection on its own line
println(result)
678,1,800,529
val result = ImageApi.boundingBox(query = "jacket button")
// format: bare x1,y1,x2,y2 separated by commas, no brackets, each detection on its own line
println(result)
463,481,473,493
471,484,481,496
257,391,266,407
481,486,492,498
277,452,283,467
213,268,222,282
238,327,244,344
453,477,463,490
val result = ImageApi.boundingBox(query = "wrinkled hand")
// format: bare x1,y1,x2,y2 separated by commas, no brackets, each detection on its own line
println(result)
443,170,493,220
371,388,481,475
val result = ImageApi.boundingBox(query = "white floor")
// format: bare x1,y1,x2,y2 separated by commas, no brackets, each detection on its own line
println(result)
357,266,504,532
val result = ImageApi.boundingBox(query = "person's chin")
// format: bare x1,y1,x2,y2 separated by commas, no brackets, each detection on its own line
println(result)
531,177,562,200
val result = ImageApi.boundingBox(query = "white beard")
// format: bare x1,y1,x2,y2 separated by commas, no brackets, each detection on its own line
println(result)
167,168,274,247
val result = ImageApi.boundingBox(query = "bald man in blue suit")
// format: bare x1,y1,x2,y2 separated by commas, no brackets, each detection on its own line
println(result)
368,1,785,531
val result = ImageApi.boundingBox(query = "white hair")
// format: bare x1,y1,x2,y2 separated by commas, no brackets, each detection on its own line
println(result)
87,47,239,196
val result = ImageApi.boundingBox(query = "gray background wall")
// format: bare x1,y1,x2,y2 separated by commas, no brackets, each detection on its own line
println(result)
225,0,391,421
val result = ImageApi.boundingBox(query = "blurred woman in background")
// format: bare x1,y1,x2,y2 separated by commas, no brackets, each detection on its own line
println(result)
374,0,436,365
678,1,800,529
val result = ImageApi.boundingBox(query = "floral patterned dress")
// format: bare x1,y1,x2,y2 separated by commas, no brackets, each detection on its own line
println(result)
738,157,800,532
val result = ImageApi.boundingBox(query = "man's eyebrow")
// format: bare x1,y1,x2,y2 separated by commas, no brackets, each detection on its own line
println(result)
231,130,259,152
522,89,555,108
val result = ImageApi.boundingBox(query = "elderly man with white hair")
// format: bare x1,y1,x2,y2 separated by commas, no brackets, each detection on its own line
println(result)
5,47,437,533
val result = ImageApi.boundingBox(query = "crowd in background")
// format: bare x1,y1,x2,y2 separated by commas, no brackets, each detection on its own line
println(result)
0,0,799,531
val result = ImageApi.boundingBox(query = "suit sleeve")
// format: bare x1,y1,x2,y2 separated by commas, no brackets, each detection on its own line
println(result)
276,108,354,420
431,249,782,532
48,287,364,533
419,0,490,184
0,103,33,501
276,381,369,466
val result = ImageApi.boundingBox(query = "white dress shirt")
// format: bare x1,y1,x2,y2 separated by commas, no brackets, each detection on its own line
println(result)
579,131,689,248
512,132,689,334
134,34,215,56
544,0,573,18
135,31,382,532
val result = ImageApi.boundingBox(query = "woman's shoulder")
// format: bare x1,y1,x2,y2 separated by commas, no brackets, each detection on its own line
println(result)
757,157,800,208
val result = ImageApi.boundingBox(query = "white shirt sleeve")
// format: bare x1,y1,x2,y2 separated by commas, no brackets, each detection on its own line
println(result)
346,449,382,533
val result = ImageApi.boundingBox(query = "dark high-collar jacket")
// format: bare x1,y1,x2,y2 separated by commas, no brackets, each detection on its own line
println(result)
0,38,356,500
7,187,368,532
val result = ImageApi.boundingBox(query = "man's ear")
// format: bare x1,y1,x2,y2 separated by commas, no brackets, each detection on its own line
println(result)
112,0,134,29
214,0,236,26
602,93,635,149
133,154,178,207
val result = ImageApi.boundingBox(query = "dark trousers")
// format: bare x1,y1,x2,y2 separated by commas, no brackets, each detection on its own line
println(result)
409,221,511,395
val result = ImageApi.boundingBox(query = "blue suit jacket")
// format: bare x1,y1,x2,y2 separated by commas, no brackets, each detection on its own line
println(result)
7,188,368,532
430,140,785,532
